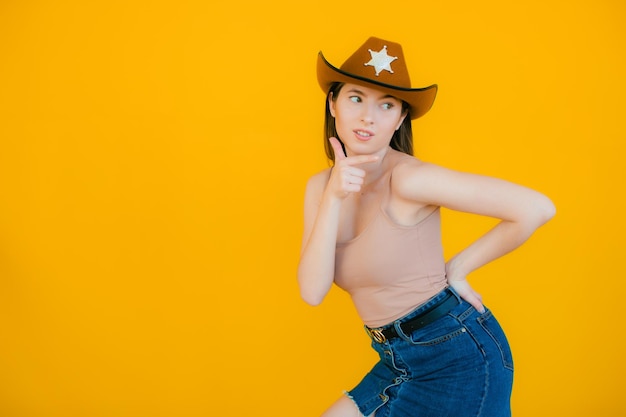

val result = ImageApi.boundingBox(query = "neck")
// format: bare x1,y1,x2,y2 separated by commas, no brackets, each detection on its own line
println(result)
359,147,392,188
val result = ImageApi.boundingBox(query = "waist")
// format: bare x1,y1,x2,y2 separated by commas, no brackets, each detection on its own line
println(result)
346,278,448,328
365,287,460,343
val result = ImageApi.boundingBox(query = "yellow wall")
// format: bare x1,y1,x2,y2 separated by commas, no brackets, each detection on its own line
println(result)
0,1,624,416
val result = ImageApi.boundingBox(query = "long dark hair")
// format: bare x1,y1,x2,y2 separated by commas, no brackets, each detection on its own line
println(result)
323,82,414,163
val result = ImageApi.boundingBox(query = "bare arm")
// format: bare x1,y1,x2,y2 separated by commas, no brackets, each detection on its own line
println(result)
297,138,379,306
394,161,556,311
297,174,341,306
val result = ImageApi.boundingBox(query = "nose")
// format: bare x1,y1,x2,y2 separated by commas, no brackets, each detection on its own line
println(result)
360,103,375,124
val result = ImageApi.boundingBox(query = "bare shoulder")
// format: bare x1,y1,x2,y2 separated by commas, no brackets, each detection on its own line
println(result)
306,168,331,189
392,154,447,178
304,168,331,201
390,154,446,200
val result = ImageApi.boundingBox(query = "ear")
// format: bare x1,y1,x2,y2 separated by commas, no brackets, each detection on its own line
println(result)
328,92,336,118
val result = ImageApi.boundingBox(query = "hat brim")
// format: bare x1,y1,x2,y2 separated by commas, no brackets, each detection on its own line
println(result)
316,52,438,120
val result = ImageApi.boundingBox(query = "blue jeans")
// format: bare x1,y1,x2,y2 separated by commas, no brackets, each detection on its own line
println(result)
347,288,514,417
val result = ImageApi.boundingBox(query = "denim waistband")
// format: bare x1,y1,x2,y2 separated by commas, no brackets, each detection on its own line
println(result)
365,287,460,343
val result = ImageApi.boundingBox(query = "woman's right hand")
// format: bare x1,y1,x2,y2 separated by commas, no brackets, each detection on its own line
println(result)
297,138,380,306
327,137,379,199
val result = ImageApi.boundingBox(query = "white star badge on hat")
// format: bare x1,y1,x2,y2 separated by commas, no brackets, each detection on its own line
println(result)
364,45,397,76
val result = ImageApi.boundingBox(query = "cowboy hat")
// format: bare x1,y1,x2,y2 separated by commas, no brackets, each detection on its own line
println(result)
317,37,437,119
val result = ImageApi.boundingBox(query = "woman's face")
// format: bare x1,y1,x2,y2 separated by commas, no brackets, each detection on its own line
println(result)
329,83,407,157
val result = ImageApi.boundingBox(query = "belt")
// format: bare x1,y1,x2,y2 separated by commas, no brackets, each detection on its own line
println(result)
366,289,459,343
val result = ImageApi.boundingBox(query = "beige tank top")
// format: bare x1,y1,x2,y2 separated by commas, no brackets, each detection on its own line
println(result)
334,172,447,328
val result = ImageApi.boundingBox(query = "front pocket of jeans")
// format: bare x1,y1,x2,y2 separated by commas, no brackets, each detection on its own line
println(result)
477,310,514,371
410,327,467,346
407,317,467,346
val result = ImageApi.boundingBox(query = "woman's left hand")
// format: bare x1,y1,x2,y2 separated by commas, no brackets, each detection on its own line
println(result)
447,276,485,314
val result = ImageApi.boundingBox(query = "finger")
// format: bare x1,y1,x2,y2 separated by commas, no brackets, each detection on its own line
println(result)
328,137,346,161
345,154,380,166
329,137,379,166
449,281,485,313
464,286,485,313
339,165,367,180
345,175,364,186
464,294,485,314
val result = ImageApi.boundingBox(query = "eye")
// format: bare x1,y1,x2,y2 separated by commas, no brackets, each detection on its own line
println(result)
381,102,394,110
349,96,362,103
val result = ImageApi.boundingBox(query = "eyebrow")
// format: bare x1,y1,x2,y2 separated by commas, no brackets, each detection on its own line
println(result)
345,88,399,101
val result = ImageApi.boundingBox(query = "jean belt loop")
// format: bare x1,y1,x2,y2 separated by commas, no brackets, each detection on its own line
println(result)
393,320,410,341
447,286,462,303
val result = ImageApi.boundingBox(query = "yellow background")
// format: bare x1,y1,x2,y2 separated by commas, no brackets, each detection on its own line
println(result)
0,1,624,416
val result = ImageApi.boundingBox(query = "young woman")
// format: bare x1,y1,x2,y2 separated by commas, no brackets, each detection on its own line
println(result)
298,37,555,417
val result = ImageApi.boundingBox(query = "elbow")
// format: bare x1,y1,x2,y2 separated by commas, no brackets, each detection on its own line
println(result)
523,194,556,229
297,271,328,306
300,290,325,307
535,194,556,226
299,282,326,306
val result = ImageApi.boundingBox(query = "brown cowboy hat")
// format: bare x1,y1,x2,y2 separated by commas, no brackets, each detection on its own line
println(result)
317,37,438,119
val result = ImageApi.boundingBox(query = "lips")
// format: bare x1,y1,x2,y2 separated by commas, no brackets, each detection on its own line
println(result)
354,129,374,141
